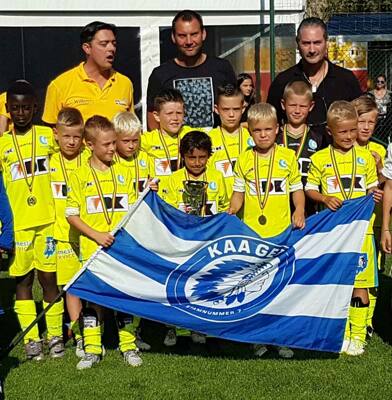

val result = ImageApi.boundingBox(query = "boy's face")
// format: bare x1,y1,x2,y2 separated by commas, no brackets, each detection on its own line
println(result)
153,102,184,135
357,110,378,144
54,125,83,158
184,148,209,177
281,93,314,126
328,119,358,151
6,94,37,131
249,118,279,151
116,131,140,158
87,129,117,163
215,95,243,131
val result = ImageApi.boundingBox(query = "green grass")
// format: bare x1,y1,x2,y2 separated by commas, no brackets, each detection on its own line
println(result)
1,267,392,400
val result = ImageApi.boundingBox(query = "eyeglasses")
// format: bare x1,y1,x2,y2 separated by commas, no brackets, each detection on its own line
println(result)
377,80,385,84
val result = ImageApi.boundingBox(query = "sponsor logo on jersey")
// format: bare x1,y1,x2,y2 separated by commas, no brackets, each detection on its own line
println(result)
298,157,311,176
326,174,365,194
166,236,290,322
133,178,148,193
214,159,235,178
10,156,49,181
86,194,129,214
154,158,178,176
179,200,217,216
44,237,56,258
114,99,128,106
51,181,67,199
356,253,368,274
249,178,287,195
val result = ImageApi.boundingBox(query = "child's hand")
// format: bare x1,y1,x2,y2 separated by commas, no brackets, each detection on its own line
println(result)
227,207,236,215
371,188,383,203
381,230,392,254
292,209,305,230
322,195,342,211
147,178,159,192
371,151,382,168
93,231,115,247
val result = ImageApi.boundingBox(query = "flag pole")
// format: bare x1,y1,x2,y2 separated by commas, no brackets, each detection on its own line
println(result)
0,184,155,361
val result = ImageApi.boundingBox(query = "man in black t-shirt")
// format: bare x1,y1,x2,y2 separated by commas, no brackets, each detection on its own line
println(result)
146,10,236,130
267,17,362,145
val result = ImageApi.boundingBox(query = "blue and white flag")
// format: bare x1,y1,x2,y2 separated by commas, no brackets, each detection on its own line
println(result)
67,191,374,352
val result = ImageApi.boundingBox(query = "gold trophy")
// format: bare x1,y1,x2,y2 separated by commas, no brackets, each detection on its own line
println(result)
183,180,208,215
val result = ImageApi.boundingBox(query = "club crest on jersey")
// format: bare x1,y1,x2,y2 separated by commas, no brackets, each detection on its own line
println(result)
356,254,368,274
39,136,48,145
209,181,217,190
357,157,365,166
308,139,317,150
117,174,125,184
44,237,56,258
139,159,147,168
166,236,292,322
278,159,287,169
247,137,255,147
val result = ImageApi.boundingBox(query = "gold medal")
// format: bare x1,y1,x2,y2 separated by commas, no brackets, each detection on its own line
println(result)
27,195,37,206
254,145,276,224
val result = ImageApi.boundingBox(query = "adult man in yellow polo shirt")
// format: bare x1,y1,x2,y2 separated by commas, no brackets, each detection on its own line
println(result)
42,21,134,125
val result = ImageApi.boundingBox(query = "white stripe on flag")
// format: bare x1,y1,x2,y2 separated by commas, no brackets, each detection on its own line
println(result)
124,201,206,264
261,284,352,318
294,220,369,259
89,252,168,302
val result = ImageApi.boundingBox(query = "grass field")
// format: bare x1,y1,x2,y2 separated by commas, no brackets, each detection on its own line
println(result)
1,268,392,400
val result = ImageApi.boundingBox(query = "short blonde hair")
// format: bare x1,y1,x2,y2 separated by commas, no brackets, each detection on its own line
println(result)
56,107,84,128
247,103,277,127
112,111,142,136
282,80,313,102
351,95,378,117
84,115,114,142
327,101,358,128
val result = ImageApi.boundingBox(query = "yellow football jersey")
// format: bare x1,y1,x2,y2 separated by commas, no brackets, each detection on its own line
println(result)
50,149,90,242
306,145,378,233
66,161,136,261
233,145,302,238
0,125,55,230
165,167,229,215
0,92,10,119
141,125,196,194
208,127,254,196
114,150,151,197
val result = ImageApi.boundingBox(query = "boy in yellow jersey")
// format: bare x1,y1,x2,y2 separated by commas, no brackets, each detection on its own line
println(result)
164,130,228,346
1,80,64,360
352,95,386,338
277,81,322,216
229,103,305,359
50,107,89,357
141,88,195,196
112,110,152,351
209,84,253,196
66,116,157,369
306,101,383,356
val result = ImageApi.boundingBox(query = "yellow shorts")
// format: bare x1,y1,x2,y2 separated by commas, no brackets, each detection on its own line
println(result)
10,224,56,277
56,241,81,286
354,234,378,289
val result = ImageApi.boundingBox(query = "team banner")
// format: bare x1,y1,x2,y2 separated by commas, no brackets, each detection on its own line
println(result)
67,191,374,352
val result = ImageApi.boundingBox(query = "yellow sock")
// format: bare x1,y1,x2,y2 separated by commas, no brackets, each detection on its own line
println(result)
118,323,137,352
176,328,191,337
14,299,40,344
43,298,64,339
367,291,377,329
70,319,82,341
133,316,141,330
349,305,368,343
84,326,102,355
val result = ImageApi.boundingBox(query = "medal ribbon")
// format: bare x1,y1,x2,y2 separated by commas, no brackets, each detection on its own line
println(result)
254,145,276,215
329,146,357,200
59,152,81,187
219,127,243,169
90,164,118,225
158,129,181,172
184,169,207,216
12,126,36,194
283,125,309,159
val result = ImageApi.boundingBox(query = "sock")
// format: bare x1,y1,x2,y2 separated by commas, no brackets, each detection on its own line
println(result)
43,298,64,340
117,315,136,353
349,304,369,343
14,299,40,344
70,319,82,341
176,327,191,337
84,326,102,355
367,291,377,329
